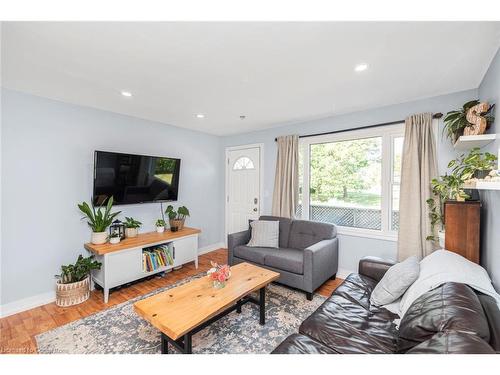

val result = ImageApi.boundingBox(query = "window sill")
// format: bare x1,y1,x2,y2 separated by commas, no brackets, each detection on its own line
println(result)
336,226,398,242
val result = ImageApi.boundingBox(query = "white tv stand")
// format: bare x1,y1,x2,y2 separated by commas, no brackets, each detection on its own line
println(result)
84,227,200,303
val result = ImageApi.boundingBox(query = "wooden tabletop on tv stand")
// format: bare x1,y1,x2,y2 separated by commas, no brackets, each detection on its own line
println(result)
84,227,201,255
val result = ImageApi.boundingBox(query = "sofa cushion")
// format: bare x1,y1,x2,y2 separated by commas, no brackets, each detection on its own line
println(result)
397,282,491,353
271,334,338,354
264,248,304,275
299,275,399,354
247,220,279,248
259,215,292,248
288,220,336,250
233,245,276,264
406,331,495,354
370,256,420,306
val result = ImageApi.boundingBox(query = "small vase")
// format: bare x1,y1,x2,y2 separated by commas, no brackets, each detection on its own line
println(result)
156,226,165,233
213,280,226,289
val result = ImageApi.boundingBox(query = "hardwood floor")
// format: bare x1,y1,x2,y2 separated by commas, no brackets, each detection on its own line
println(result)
0,248,343,354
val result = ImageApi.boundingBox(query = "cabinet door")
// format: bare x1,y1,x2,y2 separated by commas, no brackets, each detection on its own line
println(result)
107,248,143,287
173,236,198,267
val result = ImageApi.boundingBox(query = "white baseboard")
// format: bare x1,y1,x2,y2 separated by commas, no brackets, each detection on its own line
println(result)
0,242,226,318
198,242,225,256
0,290,56,318
336,268,355,280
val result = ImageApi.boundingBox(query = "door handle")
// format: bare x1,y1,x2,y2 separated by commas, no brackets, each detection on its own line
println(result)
254,198,258,204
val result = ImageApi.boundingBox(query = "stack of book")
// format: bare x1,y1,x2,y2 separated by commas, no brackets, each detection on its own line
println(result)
143,245,174,272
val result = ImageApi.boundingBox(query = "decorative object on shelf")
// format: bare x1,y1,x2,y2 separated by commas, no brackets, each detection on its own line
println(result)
124,217,142,238
78,196,121,245
207,261,231,289
109,219,126,240
443,100,495,144
426,148,497,244
155,219,166,233
165,205,190,231
109,232,121,244
55,255,102,307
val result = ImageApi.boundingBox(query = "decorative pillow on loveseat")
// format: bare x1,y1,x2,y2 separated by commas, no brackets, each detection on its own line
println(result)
247,220,279,248
370,256,419,306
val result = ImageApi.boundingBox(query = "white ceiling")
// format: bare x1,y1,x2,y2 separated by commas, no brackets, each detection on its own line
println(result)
2,22,500,136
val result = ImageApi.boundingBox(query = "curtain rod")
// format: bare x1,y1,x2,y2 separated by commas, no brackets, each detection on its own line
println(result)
274,112,443,142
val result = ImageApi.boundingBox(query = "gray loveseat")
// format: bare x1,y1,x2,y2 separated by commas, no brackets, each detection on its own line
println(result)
228,216,338,300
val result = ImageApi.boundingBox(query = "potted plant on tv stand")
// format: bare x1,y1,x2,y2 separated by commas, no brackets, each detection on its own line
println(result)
55,255,102,307
78,196,121,245
165,205,190,232
124,217,142,238
155,219,166,233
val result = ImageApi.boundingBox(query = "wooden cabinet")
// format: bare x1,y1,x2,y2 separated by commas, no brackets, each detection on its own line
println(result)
444,201,481,263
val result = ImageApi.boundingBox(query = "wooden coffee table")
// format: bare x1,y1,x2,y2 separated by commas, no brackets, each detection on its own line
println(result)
133,262,280,354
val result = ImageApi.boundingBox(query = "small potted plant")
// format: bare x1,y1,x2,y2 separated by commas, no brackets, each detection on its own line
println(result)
165,205,190,232
78,196,121,245
155,219,166,233
55,255,102,307
443,100,495,144
109,232,121,244
124,217,142,238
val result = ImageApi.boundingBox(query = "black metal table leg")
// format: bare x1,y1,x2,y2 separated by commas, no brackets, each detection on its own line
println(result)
236,299,242,313
259,287,266,325
161,333,169,354
184,333,192,354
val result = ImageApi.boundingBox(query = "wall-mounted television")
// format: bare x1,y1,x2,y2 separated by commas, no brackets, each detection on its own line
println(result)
93,150,181,205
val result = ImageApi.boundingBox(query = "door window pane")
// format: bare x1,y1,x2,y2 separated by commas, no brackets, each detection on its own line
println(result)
309,137,382,230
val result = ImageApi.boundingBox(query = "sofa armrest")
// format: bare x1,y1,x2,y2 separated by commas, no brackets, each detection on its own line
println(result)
303,238,339,292
358,256,396,282
227,229,251,265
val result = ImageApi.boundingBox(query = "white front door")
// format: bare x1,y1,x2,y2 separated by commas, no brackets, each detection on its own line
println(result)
227,146,261,234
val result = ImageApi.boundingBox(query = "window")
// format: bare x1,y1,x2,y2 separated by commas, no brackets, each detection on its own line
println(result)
297,124,404,240
233,156,255,170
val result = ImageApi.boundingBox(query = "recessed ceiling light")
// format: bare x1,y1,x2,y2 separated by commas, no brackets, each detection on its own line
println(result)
196,114,205,119
354,63,369,72
120,90,133,97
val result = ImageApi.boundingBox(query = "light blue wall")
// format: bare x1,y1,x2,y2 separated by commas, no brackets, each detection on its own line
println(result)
223,89,479,273
478,47,500,290
1,89,225,305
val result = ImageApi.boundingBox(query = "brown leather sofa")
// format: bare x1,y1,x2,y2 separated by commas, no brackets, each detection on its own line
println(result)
272,257,500,354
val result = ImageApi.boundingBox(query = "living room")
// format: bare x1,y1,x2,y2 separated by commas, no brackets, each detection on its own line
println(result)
1,1,500,371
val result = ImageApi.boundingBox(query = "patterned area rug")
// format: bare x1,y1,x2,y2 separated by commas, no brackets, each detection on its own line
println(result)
36,274,325,354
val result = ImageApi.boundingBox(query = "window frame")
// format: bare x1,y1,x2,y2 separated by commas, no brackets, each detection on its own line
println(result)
299,123,404,241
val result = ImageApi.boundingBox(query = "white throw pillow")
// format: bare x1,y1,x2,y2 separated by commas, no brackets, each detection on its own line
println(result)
247,220,279,248
370,256,420,307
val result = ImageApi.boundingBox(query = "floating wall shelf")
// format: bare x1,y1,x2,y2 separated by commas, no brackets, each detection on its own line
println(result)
453,134,497,151
463,181,500,191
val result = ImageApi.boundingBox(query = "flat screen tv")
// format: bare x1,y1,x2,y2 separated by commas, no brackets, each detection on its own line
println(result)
93,150,181,205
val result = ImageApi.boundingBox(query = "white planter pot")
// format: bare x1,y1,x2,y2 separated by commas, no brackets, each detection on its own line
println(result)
125,227,138,238
156,226,165,233
91,231,108,245
438,230,445,248
110,236,121,244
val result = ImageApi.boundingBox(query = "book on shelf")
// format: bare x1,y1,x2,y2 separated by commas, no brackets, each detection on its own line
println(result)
142,244,174,272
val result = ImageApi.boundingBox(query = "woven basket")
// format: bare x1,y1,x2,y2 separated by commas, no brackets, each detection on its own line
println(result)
56,276,90,307
169,219,185,231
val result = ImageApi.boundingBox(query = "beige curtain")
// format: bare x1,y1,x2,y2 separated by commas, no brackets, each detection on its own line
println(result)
272,135,299,218
397,113,438,261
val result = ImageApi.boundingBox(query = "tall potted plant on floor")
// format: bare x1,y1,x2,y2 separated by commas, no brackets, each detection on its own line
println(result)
55,255,102,307
78,197,121,244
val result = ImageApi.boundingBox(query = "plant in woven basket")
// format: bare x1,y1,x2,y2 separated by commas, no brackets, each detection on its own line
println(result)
165,205,190,231
56,255,102,284
443,100,495,144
